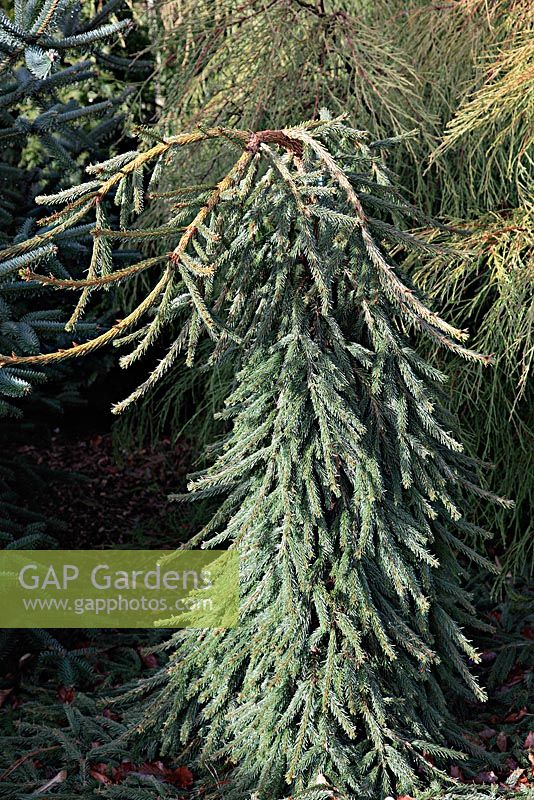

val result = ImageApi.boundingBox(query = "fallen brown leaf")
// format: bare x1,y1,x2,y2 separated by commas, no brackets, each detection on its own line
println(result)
110,759,194,787
505,707,527,722
171,766,194,787
506,767,525,788
57,686,76,704
90,763,113,784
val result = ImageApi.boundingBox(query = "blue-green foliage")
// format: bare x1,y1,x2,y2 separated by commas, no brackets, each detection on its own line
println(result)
0,0,137,676
0,116,511,796
0,0,132,421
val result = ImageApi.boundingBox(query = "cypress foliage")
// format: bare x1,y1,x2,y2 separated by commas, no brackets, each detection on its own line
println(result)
409,3,533,579
407,209,533,589
135,0,436,199
378,1,533,576
0,116,510,796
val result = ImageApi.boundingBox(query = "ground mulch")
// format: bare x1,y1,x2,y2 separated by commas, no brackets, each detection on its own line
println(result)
17,432,192,547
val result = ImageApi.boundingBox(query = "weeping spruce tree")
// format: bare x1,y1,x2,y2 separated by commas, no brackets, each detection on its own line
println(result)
0,116,508,797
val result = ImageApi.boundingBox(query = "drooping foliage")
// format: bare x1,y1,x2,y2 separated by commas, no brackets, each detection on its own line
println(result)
134,0,437,198
407,208,533,585
411,3,534,579
135,0,531,215
121,0,532,578
0,115,511,796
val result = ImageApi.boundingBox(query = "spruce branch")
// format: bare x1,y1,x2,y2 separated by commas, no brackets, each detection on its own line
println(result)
0,119,487,371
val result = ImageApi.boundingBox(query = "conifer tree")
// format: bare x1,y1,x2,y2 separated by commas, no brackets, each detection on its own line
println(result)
0,0,141,674
409,3,533,578
131,0,532,581
0,0,133,423
0,116,510,797
0,0,138,540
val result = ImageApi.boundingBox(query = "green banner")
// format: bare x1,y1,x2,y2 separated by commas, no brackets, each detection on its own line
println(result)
0,550,239,628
